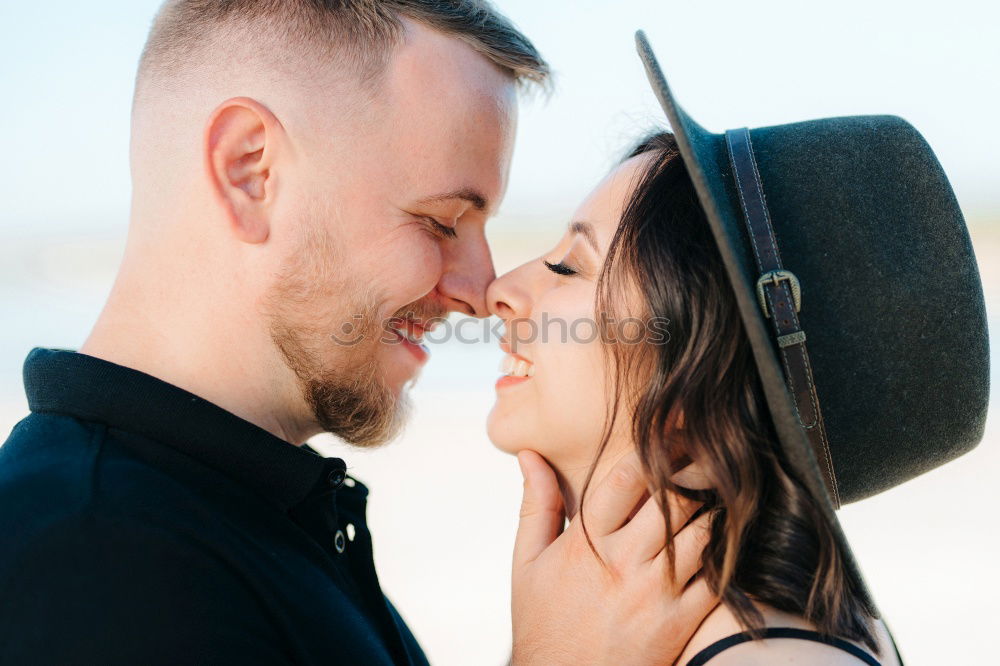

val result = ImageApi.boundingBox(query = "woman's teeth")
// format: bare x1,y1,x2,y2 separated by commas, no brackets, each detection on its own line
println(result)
500,354,535,378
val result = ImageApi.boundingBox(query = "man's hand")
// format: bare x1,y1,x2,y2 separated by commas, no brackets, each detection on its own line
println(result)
511,450,716,666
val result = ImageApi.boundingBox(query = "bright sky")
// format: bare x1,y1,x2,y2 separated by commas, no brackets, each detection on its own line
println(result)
1,0,997,237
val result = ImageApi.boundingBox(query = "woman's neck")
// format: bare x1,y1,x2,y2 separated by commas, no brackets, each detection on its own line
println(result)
553,444,635,521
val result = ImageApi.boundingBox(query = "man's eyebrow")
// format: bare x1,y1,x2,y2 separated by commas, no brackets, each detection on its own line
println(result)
570,221,599,252
416,188,488,212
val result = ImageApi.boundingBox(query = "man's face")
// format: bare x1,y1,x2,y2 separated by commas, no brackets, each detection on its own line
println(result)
264,21,517,446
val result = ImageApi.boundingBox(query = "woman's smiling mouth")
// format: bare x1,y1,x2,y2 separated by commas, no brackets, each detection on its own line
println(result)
496,349,534,390
499,353,535,378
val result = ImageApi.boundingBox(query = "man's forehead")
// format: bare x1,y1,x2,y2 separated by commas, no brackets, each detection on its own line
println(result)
383,18,518,117
363,21,518,217
391,19,509,87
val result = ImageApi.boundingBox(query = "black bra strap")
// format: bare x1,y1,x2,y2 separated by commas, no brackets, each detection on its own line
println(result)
686,627,881,666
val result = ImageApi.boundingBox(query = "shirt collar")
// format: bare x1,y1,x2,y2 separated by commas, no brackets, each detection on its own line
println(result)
23,348,353,510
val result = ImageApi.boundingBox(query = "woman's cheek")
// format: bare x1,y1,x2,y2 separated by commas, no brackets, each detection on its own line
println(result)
534,317,611,466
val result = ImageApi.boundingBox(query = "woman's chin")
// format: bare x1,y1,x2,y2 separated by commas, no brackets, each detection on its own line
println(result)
486,408,526,456
486,429,520,457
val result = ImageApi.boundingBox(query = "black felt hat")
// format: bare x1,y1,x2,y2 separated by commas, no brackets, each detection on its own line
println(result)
634,31,989,606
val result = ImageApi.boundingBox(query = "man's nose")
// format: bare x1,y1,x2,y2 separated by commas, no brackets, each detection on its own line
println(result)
436,233,496,318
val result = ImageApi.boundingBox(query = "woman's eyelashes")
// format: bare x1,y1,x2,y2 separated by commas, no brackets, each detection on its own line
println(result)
420,216,458,239
543,259,578,276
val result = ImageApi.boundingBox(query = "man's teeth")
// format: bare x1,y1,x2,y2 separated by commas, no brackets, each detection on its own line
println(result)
392,325,422,345
500,354,535,378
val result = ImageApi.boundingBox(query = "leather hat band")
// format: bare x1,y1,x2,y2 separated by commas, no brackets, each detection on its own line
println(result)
724,128,841,508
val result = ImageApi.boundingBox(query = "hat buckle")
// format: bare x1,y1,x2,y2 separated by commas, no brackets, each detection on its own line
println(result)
756,269,802,318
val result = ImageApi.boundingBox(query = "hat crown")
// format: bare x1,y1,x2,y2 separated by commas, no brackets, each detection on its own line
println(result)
742,115,988,502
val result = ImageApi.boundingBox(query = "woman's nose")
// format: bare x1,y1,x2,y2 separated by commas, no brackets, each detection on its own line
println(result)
487,262,532,321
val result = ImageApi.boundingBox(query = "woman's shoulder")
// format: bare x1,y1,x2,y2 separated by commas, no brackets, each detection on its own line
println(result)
676,603,900,666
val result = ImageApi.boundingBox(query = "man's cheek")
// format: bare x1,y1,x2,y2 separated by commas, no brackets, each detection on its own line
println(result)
389,242,443,299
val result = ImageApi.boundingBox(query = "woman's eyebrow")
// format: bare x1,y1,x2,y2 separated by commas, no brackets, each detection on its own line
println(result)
569,221,599,252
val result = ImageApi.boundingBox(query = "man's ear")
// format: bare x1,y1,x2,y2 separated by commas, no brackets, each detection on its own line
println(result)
204,97,283,244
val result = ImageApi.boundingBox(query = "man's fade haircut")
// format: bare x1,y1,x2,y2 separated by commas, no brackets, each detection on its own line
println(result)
136,0,550,100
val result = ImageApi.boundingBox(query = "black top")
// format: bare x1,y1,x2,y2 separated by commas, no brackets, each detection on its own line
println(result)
686,627,885,665
0,349,429,666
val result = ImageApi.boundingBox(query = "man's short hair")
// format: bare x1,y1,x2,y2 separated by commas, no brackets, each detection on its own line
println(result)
137,0,550,99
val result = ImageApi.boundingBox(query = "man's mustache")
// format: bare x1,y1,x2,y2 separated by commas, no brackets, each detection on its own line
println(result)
388,299,450,328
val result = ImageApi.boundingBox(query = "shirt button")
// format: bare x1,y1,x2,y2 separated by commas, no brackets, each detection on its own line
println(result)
327,468,346,489
334,529,347,554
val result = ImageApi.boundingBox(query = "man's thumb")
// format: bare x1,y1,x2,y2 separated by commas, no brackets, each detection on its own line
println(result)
512,450,565,568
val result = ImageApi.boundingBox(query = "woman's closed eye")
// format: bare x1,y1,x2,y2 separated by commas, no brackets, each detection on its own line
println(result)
543,259,578,276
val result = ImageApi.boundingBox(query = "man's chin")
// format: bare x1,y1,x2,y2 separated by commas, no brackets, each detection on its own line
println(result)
302,364,412,449
341,391,412,449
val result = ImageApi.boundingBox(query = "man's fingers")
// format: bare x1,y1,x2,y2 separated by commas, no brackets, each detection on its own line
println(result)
581,450,648,536
677,576,719,622
612,490,701,563
641,576,717,664
650,511,713,589
512,450,565,567
673,511,713,582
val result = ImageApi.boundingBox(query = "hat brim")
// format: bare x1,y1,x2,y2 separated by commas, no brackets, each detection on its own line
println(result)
633,30,878,614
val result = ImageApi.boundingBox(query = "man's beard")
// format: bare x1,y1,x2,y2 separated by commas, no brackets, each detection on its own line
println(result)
269,311,411,449
262,224,411,448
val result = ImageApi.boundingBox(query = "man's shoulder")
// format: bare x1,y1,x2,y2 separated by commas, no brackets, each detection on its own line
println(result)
0,412,271,568
0,413,417,666
0,415,291,663
1,412,109,540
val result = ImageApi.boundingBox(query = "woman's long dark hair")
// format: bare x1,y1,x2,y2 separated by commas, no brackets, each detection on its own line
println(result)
580,132,879,652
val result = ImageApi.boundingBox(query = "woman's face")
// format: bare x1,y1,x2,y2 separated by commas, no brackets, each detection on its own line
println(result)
486,155,651,471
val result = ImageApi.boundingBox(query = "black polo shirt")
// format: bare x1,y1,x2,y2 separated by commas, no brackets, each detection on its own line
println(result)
0,349,429,666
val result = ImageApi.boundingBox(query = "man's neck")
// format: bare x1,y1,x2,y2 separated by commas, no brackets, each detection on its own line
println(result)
80,263,313,445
